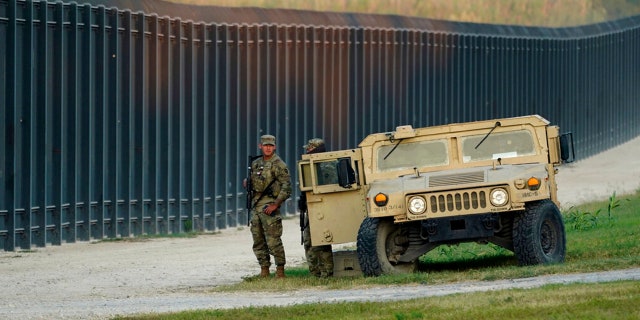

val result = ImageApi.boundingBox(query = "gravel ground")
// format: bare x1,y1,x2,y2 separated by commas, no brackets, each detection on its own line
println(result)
1,136,639,320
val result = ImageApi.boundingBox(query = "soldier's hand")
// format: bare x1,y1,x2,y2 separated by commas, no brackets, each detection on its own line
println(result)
263,203,279,215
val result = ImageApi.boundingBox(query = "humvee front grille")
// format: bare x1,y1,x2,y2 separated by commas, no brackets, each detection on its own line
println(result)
429,171,485,187
427,190,488,213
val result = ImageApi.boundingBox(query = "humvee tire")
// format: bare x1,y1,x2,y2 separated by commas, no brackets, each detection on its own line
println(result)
513,200,566,265
356,217,418,276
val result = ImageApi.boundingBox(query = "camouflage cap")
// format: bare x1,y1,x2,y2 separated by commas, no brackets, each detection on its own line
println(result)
261,134,276,146
303,138,325,150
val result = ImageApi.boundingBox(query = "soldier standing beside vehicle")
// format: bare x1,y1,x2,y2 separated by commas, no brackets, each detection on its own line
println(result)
298,138,334,278
244,134,292,278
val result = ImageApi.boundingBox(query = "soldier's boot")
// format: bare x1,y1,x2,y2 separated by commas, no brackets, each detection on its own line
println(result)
260,266,270,278
276,265,286,278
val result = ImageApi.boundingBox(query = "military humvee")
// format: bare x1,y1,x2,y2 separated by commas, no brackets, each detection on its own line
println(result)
298,115,575,276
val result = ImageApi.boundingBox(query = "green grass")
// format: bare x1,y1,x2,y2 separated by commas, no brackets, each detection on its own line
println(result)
114,191,640,319
117,281,640,320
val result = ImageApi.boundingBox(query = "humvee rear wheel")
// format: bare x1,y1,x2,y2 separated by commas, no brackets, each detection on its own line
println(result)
356,217,417,276
513,200,566,265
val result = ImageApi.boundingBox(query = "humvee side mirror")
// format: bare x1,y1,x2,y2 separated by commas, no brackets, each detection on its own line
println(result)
559,132,575,163
337,158,356,189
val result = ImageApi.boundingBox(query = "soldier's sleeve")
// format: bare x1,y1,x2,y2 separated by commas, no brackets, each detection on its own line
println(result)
275,161,292,202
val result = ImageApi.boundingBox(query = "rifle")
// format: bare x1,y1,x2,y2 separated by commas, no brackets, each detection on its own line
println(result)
246,155,261,226
298,192,308,245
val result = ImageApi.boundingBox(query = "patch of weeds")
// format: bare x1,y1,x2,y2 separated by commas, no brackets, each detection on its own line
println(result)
394,311,424,319
436,245,456,257
183,219,193,232
563,192,627,230
605,191,626,222
563,206,601,230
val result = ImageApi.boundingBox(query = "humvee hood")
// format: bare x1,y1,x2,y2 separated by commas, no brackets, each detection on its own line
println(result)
368,163,548,196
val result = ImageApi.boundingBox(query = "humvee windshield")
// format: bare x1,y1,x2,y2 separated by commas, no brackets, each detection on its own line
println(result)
461,130,536,163
377,139,448,171
375,130,537,171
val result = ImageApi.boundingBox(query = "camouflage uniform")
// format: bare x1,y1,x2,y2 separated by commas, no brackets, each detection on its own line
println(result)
300,138,334,277
249,137,292,271
302,209,334,277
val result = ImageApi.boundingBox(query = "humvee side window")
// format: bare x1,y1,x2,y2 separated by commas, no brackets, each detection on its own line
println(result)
314,160,339,185
461,130,536,163
377,139,448,171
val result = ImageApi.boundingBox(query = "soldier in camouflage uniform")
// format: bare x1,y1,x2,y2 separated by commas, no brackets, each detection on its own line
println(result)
298,138,334,278
245,134,292,278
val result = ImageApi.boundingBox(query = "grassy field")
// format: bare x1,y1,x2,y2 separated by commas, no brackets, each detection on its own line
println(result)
118,281,639,319
116,190,640,319
165,0,640,26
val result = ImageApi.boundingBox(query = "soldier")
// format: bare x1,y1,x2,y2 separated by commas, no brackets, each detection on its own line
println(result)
244,134,292,278
298,138,334,278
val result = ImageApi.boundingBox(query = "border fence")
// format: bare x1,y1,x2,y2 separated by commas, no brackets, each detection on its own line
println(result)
1,0,639,251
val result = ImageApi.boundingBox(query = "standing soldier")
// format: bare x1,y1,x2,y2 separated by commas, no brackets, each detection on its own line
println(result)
298,138,334,278
244,134,292,278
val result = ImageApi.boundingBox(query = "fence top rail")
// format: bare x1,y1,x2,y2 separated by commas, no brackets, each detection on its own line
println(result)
32,0,640,39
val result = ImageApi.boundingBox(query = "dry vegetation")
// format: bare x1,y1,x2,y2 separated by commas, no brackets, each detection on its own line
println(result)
165,0,640,26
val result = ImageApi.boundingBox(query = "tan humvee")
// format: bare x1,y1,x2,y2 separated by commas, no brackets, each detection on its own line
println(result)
298,115,575,276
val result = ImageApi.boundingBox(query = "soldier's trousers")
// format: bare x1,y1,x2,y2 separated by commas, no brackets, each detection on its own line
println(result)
303,224,333,277
250,209,286,267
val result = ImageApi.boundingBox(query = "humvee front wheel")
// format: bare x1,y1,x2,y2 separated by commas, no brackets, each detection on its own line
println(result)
356,217,418,276
513,200,566,265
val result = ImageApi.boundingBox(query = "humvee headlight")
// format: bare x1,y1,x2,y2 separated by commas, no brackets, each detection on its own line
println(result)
408,196,427,214
490,188,509,207
374,193,389,207
527,177,541,190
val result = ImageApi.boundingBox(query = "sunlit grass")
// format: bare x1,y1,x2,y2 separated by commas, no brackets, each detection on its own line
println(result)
116,281,640,320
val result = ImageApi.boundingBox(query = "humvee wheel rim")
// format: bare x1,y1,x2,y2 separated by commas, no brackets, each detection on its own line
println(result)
540,220,557,255
384,226,408,264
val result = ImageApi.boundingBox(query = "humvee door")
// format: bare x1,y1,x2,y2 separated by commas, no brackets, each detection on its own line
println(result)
298,149,367,245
